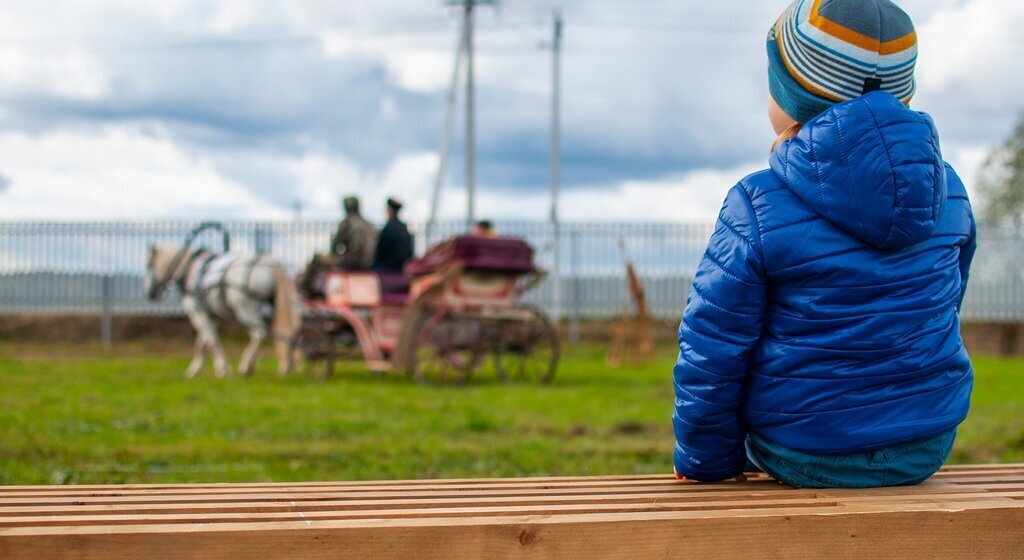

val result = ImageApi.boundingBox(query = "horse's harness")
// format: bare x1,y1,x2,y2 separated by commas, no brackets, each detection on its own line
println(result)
152,222,231,298
187,252,271,318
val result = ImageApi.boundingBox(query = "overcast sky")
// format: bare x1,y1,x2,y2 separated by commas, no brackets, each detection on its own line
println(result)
0,0,1020,223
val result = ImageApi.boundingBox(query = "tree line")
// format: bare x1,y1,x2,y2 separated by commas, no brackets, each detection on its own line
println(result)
979,114,1024,226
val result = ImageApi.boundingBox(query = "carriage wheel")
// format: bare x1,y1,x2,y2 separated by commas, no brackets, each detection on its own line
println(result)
493,307,560,384
290,317,358,380
409,310,484,386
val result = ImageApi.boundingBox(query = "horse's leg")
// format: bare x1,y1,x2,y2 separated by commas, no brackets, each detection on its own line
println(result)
221,260,271,377
209,329,231,379
182,296,209,378
239,327,266,377
188,294,231,378
233,298,267,377
185,336,206,379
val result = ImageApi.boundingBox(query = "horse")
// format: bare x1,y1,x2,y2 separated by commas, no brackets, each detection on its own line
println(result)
144,245,301,378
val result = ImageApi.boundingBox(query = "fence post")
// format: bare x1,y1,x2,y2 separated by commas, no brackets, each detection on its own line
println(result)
101,274,113,348
254,224,272,255
569,229,580,346
551,221,562,326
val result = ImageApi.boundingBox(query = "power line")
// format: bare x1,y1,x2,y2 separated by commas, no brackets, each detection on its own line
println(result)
0,35,321,55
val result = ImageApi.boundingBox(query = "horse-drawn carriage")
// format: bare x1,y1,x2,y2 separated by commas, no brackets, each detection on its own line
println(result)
291,236,560,385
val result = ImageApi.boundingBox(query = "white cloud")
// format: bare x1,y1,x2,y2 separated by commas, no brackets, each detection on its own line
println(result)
573,164,764,222
0,125,283,220
946,145,991,200
0,49,109,101
916,0,1024,99
0,121,453,223
428,161,763,224
286,150,441,223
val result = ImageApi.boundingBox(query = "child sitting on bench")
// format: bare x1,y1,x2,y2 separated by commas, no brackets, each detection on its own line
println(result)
672,0,976,488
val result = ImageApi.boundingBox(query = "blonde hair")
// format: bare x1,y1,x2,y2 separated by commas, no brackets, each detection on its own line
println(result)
771,123,803,153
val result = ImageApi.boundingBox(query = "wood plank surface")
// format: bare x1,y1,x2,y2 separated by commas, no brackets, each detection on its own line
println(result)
1,464,1022,559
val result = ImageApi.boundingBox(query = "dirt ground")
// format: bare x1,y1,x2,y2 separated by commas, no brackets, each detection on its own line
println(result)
0,315,1022,357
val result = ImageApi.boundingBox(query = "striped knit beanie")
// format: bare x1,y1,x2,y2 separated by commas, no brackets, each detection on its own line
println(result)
768,0,918,123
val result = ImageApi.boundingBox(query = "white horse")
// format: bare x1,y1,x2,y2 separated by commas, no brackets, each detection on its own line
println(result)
145,245,301,378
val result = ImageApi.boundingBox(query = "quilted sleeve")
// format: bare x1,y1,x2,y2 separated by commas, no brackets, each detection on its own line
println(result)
957,212,976,312
945,165,976,312
673,184,767,482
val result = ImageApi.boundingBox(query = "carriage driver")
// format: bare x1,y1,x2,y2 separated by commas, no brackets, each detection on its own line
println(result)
299,195,377,297
372,197,414,274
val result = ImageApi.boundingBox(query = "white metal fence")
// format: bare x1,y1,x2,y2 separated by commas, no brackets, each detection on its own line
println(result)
0,220,1021,323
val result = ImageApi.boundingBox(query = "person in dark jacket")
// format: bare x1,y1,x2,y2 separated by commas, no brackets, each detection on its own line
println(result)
673,0,976,488
372,197,414,273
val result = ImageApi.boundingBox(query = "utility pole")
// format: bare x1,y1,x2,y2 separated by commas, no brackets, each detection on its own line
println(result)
446,0,496,230
428,16,469,243
464,0,477,230
549,10,564,324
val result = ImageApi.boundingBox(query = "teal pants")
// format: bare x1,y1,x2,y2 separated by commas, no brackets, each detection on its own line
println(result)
746,429,957,489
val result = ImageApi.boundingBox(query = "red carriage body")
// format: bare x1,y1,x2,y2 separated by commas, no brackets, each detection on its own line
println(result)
293,236,558,384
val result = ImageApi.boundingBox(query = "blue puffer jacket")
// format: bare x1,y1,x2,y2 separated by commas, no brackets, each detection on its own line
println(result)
672,92,976,482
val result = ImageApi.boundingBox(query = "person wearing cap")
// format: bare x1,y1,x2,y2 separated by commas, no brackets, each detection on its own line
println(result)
472,220,498,239
329,196,377,269
299,196,377,297
672,0,976,488
372,197,414,273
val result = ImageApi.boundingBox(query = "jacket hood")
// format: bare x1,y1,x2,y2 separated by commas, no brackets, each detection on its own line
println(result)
769,92,946,251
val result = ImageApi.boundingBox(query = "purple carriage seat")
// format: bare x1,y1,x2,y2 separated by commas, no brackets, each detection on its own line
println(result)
405,236,536,277
376,271,411,306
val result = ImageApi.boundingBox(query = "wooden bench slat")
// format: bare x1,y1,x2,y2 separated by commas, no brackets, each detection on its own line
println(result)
0,473,679,493
0,478,778,498
931,468,1024,477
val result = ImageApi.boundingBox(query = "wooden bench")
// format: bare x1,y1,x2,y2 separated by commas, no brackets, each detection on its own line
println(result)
2,464,1023,559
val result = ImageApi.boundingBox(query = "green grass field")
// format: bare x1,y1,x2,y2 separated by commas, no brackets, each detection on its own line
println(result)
0,341,1022,485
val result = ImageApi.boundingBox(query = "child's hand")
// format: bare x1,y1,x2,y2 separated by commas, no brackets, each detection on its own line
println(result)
674,468,748,483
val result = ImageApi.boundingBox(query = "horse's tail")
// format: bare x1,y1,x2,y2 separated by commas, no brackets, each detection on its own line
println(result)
272,265,301,373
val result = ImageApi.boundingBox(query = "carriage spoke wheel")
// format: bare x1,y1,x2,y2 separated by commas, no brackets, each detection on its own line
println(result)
493,307,560,384
290,317,358,380
410,310,483,386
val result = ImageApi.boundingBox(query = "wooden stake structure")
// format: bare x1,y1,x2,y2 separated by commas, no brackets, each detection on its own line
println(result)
607,240,656,367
